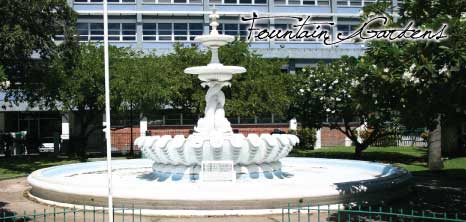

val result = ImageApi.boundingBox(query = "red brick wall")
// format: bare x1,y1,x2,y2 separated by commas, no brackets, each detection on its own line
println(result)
110,124,289,151
320,127,347,147
110,125,348,151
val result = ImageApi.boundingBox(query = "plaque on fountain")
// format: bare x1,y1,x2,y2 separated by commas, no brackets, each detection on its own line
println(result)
200,160,235,182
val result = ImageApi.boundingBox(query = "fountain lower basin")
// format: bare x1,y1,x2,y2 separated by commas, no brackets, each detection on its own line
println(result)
27,157,412,215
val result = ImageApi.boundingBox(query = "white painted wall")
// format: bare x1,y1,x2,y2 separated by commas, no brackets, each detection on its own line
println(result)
61,113,70,140
314,128,321,149
140,116,147,136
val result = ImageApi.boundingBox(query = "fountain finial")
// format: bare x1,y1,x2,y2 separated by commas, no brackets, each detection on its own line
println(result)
209,8,220,35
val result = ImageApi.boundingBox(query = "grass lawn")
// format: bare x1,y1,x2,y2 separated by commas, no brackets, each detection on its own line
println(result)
0,155,133,180
291,146,466,178
0,156,82,180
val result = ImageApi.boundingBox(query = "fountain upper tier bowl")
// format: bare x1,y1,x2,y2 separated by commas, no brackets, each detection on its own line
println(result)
184,63,246,82
194,34,235,47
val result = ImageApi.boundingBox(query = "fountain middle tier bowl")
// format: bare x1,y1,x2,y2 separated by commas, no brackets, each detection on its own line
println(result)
184,64,246,82
134,133,299,166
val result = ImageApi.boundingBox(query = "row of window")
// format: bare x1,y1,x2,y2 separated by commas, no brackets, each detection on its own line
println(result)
143,23,203,41
75,0,136,3
336,0,376,6
74,0,379,6
77,23,137,41
72,22,357,42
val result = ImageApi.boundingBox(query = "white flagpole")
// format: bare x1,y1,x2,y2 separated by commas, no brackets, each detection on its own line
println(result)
103,0,114,221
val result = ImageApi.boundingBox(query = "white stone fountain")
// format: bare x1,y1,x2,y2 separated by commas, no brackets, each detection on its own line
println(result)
134,9,299,180
26,10,413,214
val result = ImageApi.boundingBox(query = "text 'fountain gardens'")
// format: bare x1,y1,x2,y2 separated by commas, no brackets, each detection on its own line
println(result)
134,9,299,181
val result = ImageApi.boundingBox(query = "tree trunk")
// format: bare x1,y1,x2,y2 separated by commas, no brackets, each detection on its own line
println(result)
354,143,367,160
428,118,443,170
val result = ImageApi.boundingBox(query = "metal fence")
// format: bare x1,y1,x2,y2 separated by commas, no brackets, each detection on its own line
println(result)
371,128,428,148
0,206,142,222
2,204,466,222
282,204,466,222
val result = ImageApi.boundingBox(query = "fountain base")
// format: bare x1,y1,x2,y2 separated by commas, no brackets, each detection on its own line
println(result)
27,157,412,215
151,161,286,181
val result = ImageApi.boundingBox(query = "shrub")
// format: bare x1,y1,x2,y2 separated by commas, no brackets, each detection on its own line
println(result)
294,127,317,150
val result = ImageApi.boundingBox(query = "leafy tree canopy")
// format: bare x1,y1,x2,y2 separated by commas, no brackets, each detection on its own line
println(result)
361,0,466,129
0,0,76,90
292,57,402,158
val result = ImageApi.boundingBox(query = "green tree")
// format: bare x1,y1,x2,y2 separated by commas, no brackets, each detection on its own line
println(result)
46,43,141,158
163,44,209,113
111,52,172,156
292,57,402,159
0,0,76,93
361,0,466,167
160,41,292,120
221,41,292,119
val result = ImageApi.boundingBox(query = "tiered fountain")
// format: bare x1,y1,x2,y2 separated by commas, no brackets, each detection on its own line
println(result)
134,9,299,181
27,10,412,215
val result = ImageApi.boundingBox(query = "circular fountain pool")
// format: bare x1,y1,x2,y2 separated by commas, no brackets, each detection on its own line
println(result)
27,157,412,215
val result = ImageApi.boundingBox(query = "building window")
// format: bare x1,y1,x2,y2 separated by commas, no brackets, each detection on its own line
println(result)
274,0,328,6
122,23,137,41
142,23,157,41
337,24,358,37
274,24,289,42
349,0,362,6
210,23,248,40
364,0,376,5
74,0,136,3
158,23,172,41
77,23,89,41
274,23,330,42
143,23,203,42
274,0,286,5
108,23,121,41
209,0,267,4
77,23,136,42
317,0,329,5
189,23,204,41
90,23,104,41
337,0,373,7
142,0,201,3
303,0,316,5
174,23,188,41
337,0,348,6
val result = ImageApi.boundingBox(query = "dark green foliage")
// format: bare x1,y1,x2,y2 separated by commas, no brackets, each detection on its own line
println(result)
0,0,76,93
295,127,317,150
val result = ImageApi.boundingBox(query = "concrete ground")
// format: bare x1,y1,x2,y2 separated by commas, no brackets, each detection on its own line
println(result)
0,177,320,222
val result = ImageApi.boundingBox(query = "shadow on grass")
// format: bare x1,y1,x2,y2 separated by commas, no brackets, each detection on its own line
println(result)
290,150,427,165
326,169,466,222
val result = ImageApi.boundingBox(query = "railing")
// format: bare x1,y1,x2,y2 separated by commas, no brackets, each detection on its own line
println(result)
0,206,142,222
282,204,466,222
2,204,466,222
371,128,428,148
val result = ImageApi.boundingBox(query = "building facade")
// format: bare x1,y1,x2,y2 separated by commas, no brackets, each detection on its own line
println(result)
68,0,403,70
1,0,406,155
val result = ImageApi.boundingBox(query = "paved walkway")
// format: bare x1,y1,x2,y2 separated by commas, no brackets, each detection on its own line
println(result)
0,177,293,222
